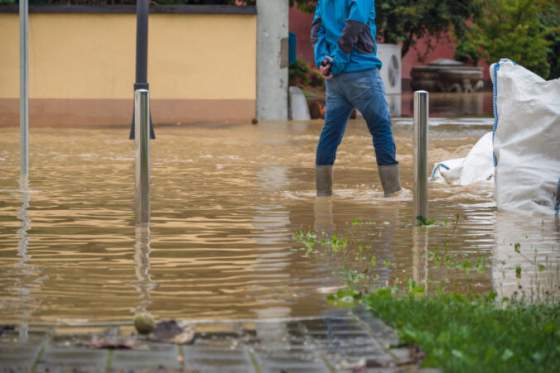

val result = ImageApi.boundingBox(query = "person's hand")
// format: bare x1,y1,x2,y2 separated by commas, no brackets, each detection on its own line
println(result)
320,56,334,80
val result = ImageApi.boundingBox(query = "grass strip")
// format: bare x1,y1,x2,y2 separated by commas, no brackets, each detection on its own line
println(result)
330,288,560,372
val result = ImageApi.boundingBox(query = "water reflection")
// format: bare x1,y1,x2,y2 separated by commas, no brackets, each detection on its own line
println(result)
370,206,400,288
134,224,155,313
493,213,560,301
313,197,335,236
412,226,429,292
15,177,34,341
252,165,292,320
400,92,493,117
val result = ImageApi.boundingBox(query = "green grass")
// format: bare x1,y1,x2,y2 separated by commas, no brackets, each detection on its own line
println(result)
330,287,560,373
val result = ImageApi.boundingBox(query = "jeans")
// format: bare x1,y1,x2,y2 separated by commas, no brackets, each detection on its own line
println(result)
315,68,398,166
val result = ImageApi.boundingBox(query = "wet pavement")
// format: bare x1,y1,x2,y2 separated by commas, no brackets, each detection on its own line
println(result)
0,117,559,370
1,308,429,372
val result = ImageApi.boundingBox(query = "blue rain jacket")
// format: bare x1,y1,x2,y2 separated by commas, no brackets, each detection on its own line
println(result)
311,0,382,75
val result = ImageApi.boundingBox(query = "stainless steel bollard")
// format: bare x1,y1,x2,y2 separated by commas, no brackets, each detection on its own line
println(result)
135,89,151,224
413,91,429,222
20,0,29,178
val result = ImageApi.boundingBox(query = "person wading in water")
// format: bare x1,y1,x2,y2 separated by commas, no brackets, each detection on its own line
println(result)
312,0,402,197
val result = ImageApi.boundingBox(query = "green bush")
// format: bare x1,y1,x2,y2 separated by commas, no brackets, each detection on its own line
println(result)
0,1,255,5
540,0,560,79
457,0,554,79
292,0,478,57
289,60,324,89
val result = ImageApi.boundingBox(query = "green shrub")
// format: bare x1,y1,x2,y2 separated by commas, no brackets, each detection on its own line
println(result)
289,60,324,89
457,0,554,79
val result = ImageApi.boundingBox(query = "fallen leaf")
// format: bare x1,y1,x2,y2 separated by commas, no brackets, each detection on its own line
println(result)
152,320,195,344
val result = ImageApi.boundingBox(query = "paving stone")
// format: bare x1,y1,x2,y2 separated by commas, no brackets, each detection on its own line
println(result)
38,346,108,370
389,347,414,365
183,346,255,373
0,334,45,371
0,314,411,372
353,307,400,348
256,353,330,373
111,369,188,373
111,344,180,369
35,367,101,373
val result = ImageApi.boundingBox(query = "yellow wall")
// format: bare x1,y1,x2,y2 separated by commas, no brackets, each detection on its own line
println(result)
0,13,256,100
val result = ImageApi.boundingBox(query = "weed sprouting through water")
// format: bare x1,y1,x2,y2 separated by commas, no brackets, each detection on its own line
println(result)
293,230,318,255
324,233,349,253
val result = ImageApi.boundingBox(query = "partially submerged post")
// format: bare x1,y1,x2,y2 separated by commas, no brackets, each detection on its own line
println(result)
130,0,155,140
135,89,151,224
413,91,429,222
20,0,29,178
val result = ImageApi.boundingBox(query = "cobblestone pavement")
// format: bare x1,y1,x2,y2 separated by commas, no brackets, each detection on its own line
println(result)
0,308,432,373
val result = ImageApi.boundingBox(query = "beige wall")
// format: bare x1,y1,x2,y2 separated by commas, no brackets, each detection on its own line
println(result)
0,12,256,125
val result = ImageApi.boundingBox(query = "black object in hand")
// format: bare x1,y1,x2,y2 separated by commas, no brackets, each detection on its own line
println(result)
321,57,333,75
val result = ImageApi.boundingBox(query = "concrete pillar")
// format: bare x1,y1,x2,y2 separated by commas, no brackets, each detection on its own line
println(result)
256,0,289,122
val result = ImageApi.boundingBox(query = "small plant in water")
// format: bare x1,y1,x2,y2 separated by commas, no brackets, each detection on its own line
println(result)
383,259,395,269
324,233,349,253
453,256,489,274
341,268,367,287
293,230,318,255
428,246,452,268
416,216,437,226
516,265,523,279
351,217,364,226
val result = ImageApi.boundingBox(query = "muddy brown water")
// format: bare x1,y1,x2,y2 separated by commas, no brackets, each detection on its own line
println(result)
0,119,558,327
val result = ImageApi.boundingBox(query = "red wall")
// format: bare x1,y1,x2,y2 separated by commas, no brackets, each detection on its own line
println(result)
290,7,315,65
289,7,490,82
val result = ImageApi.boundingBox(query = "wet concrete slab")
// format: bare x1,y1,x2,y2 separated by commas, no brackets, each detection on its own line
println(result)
0,335,44,372
0,309,423,372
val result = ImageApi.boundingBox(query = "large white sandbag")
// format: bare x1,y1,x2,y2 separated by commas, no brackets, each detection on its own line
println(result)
492,60,560,215
460,132,494,186
431,158,464,184
431,132,494,186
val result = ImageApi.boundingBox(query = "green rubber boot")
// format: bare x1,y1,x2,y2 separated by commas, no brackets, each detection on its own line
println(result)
379,164,402,197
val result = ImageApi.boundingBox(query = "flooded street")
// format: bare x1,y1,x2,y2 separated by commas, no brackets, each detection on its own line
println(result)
0,119,558,327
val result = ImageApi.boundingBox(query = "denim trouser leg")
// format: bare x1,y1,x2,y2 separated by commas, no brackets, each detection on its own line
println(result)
315,79,353,166
347,70,398,166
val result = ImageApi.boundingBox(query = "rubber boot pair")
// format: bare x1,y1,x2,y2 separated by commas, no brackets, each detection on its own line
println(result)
316,164,402,197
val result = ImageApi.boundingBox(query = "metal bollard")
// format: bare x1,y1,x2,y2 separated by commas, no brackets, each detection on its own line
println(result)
413,91,429,222
135,89,151,224
20,0,29,178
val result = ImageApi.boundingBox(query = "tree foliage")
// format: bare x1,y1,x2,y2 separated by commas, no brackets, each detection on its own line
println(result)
0,1,256,5
291,0,479,57
457,0,558,79
538,0,560,79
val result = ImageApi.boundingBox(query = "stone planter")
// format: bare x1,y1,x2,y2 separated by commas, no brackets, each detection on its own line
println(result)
411,59,484,93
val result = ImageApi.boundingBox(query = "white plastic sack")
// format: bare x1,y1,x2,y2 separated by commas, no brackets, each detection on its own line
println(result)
431,132,494,186
460,132,494,186
492,60,560,215
431,158,465,185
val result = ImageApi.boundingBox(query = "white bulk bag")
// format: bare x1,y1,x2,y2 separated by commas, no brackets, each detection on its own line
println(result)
431,132,494,186
492,60,560,215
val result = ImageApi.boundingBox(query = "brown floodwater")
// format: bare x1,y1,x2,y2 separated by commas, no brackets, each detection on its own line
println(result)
0,119,558,327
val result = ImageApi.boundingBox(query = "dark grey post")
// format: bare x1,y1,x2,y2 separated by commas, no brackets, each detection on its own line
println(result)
130,0,155,140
